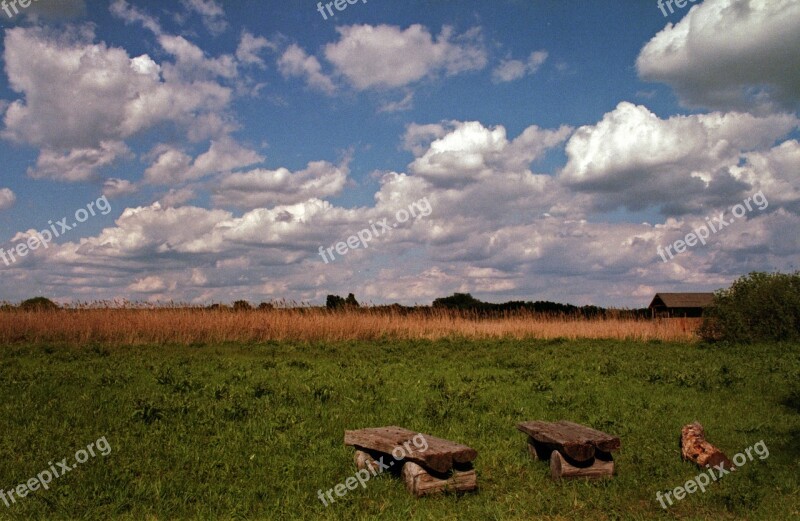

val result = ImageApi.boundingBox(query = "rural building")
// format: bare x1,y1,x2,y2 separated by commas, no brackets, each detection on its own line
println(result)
648,293,714,317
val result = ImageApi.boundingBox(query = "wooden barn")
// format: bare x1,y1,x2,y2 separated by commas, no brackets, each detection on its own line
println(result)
648,293,714,318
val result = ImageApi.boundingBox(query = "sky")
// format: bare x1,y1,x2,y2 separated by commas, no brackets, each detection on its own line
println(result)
0,0,798,307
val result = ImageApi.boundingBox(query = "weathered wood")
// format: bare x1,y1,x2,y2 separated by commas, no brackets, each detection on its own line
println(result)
526,436,554,461
680,422,734,471
344,426,477,474
354,450,380,473
517,420,620,462
550,450,615,480
401,461,478,497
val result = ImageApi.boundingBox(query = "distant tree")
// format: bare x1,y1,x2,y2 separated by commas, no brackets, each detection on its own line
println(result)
345,293,360,308
326,295,345,309
699,271,800,343
19,297,59,311
432,293,485,310
257,302,274,311
233,300,253,311
207,303,230,311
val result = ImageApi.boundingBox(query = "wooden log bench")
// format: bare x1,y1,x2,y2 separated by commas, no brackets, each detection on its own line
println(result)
344,426,478,497
516,420,620,480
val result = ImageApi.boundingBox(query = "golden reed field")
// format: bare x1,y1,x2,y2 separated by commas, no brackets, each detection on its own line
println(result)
0,307,701,345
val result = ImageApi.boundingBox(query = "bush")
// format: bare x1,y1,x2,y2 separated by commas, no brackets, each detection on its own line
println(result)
699,271,800,343
19,297,59,311
326,293,359,310
233,300,252,311
326,295,345,309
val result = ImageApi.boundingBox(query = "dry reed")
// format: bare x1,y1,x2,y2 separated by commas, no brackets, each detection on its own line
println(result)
0,307,700,345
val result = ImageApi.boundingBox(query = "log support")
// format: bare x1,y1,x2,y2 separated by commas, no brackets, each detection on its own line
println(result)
549,450,615,480
402,461,478,497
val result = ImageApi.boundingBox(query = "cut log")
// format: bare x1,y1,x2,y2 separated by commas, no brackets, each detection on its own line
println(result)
550,450,615,480
354,450,380,473
517,420,620,462
345,426,477,474
526,436,552,461
680,422,734,471
401,461,477,497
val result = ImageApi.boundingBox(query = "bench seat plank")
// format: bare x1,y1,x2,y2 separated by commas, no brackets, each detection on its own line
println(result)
344,426,477,473
516,420,620,462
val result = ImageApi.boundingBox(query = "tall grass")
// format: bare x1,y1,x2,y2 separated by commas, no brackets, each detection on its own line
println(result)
0,307,699,345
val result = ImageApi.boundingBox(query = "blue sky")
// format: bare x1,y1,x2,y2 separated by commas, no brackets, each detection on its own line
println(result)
0,0,798,306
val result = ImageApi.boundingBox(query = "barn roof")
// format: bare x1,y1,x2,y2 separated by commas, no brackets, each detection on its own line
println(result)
649,293,715,309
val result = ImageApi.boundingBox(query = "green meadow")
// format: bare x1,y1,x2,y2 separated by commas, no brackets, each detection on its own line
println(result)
1,339,798,520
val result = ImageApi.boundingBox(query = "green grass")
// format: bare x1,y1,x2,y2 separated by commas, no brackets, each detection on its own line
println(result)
1,339,799,520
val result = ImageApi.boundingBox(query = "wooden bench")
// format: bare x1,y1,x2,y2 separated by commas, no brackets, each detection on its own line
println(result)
516,420,620,480
344,426,478,496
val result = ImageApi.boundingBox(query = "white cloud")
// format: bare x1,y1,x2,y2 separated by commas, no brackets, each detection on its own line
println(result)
28,141,132,182
402,122,452,156
144,138,264,185
129,276,168,293
2,26,233,153
110,0,162,35
158,35,238,80
324,24,487,90
103,178,138,198
409,120,572,187
278,44,336,95
181,0,228,35
637,0,800,112
560,102,799,213
212,160,348,209
236,31,275,68
0,188,16,211
492,50,548,83
730,139,800,210
378,92,415,113
159,188,197,208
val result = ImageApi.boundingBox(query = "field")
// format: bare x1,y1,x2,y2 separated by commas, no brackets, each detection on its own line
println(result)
0,307,698,344
0,311,799,520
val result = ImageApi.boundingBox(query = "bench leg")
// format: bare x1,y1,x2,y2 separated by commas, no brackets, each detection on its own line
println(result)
354,449,382,473
402,461,477,497
550,450,614,480
526,436,555,461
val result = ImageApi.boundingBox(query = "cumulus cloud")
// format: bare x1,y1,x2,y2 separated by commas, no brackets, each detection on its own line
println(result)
492,50,548,83
103,178,138,198
402,122,453,156
236,31,275,68
560,102,799,213
729,139,800,211
637,0,800,112
110,0,162,36
28,141,132,182
2,76,797,309
324,24,487,90
409,120,572,187
144,138,264,185
378,92,415,113
129,276,168,293
180,0,227,35
212,160,348,209
159,188,197,208
2,26,233,153
278,44,337,95
158,35,238,81
0,188,16,211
